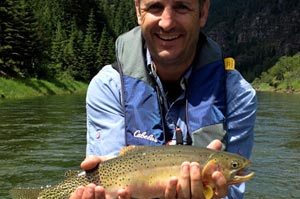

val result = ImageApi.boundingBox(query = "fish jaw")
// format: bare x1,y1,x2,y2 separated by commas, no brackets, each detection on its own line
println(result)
229,170,255,185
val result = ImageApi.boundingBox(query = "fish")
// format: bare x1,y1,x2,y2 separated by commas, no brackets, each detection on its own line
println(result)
10,145,254,199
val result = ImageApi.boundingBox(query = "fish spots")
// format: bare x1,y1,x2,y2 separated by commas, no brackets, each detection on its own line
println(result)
20,146,253,199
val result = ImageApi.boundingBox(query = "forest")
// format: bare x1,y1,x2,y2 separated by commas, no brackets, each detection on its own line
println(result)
252,53,300,93
1,0,300,82
1,0,136,81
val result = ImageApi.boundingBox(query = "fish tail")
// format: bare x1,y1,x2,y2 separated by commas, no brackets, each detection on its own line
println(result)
10,187,42,199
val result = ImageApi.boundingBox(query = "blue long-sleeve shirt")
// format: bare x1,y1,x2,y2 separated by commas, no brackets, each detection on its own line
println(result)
85,62,257,198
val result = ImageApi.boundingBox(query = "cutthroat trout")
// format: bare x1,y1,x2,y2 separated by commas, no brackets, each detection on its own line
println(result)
10,145,254,199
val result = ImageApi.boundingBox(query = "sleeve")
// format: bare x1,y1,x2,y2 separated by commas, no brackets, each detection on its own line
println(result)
224,70,257,199
85,65,126,157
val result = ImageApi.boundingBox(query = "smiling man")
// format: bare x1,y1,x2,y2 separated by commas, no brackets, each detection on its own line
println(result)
70,0,257,199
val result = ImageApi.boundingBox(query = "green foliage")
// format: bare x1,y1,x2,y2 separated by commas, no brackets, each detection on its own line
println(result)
2,0,298,84
96,26,115,70
0,77,87,100
1,0,137,81
0,0,43,77
253,53,300,92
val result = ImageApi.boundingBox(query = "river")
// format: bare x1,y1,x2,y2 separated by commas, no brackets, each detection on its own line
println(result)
0,92,299,198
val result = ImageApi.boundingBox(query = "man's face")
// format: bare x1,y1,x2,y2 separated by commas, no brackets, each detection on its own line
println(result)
136,0,209,66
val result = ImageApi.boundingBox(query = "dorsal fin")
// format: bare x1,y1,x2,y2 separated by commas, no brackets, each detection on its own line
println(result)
119,145,149,156
119,145,138,156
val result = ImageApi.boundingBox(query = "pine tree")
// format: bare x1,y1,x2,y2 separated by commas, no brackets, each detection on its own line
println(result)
96,26,115,69
0,0,41,77
63,19,85,80
15,0,42,76
50,21,67,78
0,0,19,76
81,9,98,80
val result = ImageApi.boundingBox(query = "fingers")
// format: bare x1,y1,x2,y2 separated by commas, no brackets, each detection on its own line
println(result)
166,161,227,199
117,188,131,199
165,176,178,199
70,184,106,199
212,171,228,198
207,139,222,150
69,186,84,199
177,162,191,199
70,184,130,199
190,162,205,199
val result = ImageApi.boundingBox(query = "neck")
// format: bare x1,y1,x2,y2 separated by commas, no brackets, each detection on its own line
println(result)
155,64,189,82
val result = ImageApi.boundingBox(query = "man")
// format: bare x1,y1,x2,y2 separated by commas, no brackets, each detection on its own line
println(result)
71,0,257,198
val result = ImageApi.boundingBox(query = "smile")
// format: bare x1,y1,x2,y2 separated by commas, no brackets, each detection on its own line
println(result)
157,34,180,41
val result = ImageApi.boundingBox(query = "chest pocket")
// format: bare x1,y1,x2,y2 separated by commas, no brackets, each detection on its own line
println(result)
191,123,227,150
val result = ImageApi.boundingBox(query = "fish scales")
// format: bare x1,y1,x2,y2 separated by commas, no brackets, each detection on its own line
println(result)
97,146,213,194
10,145,254,199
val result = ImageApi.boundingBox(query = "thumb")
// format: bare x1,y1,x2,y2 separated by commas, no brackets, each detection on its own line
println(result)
80,155,115,170
207,139,222,150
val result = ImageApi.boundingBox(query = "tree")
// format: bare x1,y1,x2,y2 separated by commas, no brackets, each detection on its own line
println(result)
0,0,42,77
0,0,17,76
81,10,98,80
63,20,85,80
50,21,67,78
96,26,115,69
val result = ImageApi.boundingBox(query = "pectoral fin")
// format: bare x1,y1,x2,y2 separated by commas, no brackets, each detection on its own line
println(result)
203,185,214,199
202,159,218,179
202,159,218,199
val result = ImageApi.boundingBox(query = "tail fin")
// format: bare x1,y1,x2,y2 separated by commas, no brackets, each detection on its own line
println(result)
10,187,42,199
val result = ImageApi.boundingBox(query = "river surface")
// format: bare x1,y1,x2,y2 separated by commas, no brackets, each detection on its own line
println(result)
0,92,299,199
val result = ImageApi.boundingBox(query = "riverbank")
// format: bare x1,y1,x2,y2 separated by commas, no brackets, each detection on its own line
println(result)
0,77,88,101
253,83,300,94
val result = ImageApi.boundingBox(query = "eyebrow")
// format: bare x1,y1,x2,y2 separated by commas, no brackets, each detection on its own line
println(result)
142,0,193,8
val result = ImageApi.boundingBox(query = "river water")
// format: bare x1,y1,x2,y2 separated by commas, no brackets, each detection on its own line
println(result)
0,92,299,198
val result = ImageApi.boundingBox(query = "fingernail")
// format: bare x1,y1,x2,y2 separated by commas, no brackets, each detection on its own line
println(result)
87,186,94,194
182,164,189,172
76,187,84,196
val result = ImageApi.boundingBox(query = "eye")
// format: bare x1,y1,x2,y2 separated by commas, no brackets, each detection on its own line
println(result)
174,3,191,13
231,160,240,169
147,3,164,13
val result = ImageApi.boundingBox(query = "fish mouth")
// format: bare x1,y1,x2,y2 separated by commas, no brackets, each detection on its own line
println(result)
229,170,255,185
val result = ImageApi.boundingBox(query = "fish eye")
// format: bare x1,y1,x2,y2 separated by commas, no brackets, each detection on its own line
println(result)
231,160,240,169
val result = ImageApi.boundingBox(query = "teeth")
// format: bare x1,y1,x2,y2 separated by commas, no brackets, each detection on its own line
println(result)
159,35,179,41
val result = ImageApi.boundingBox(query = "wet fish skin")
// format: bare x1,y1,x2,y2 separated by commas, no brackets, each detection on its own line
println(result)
10,145,254,199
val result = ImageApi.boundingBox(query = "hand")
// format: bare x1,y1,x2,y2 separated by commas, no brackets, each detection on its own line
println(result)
164,140,228,199
69,156,131,199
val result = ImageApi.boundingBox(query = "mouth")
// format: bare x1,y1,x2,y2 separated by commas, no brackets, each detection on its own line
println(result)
156,34,180,41
229,169,255,185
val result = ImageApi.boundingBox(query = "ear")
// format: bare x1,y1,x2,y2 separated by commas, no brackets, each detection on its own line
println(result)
135,0,142,25
200,0,210,28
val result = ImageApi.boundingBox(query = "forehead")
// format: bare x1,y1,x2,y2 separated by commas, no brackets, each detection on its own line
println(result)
139,0,198,4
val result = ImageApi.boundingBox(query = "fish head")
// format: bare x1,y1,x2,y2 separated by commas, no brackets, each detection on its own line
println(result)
204,152,255,185
220,155,254,185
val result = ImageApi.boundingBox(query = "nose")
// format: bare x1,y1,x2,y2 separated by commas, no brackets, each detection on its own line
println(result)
158,7,175,31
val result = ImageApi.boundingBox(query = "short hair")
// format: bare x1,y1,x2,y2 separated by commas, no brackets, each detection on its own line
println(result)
136,0,206,12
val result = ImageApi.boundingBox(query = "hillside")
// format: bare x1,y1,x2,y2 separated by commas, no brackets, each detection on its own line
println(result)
252,53,300,93
1,0,299,82
205,0,300,81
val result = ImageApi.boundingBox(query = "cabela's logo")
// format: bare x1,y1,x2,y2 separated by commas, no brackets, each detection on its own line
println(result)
134,130,158,143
